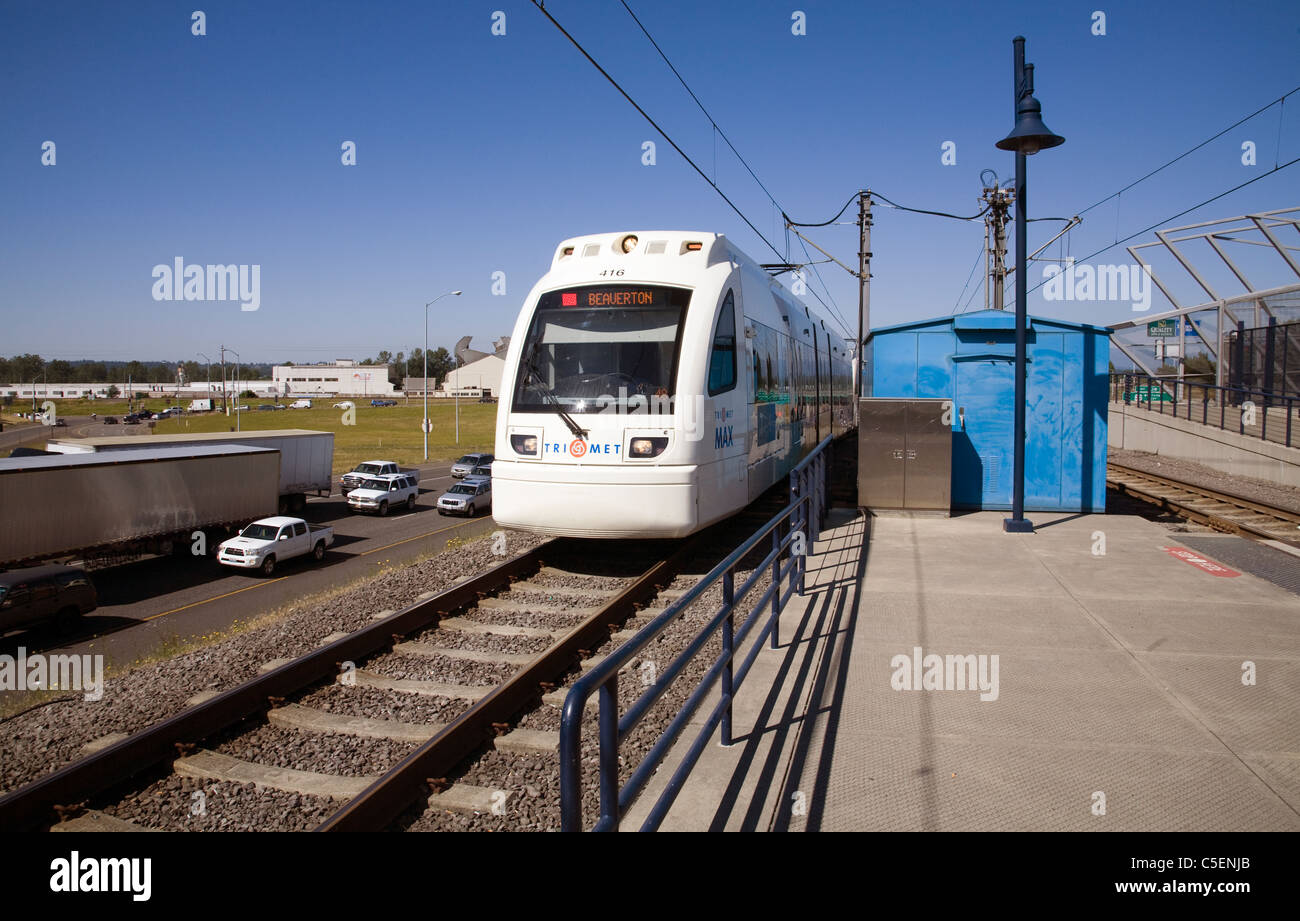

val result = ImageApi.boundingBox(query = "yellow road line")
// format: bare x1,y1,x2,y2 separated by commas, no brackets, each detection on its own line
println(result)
359,519,479,556
142,576,290,621
137,519,480,623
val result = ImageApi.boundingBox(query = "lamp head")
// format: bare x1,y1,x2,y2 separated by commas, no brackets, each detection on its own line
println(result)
997,92,1064,155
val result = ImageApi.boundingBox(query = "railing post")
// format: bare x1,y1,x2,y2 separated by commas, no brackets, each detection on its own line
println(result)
598,675,619,831
559,709,582,832
1287,397,1293,448
790,496,800,598
771,523,782,649
720,570,734,746
819,453,828,532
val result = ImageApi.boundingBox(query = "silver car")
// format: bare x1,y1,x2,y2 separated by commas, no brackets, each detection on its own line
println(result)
450,453,494,478
437,479,491,516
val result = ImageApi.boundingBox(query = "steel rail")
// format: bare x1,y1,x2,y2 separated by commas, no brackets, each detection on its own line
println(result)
0,544,549,831
1106,462,1300,543
314,536,701,831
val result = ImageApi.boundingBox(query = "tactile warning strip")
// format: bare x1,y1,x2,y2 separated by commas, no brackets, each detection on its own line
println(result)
1176,535,1300,597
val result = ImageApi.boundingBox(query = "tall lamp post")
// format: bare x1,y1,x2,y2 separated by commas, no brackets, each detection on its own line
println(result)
424,290,462,460
227,348,241,431
995,35,1064,534
198,353,214,405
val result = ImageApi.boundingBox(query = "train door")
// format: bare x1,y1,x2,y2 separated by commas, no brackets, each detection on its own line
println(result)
812,328,823,444
701,288,747,524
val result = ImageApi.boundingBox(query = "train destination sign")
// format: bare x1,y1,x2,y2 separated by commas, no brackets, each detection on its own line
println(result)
539,284,690,311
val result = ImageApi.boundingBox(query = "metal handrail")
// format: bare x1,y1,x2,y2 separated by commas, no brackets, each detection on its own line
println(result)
558,435,833,831
1109,372,1296,448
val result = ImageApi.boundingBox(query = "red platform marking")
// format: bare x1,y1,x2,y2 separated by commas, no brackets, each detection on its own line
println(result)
1162,546,1241,577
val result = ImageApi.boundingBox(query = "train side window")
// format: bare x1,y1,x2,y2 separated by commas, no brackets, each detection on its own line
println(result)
708,290,737,396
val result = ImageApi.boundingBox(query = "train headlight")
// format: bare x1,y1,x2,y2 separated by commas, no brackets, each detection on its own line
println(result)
620,234,638,254
511,434,539,456
629,437,668,458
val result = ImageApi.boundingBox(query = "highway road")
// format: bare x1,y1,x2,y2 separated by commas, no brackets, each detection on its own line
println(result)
0,415,119,455
0,461,503,666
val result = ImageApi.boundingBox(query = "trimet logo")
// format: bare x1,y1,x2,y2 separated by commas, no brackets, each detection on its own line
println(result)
543,441,621,457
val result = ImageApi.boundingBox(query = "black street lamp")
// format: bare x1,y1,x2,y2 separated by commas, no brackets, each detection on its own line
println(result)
996,35,1064,534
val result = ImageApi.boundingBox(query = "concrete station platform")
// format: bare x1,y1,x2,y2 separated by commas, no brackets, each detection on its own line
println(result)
627,508,1300,831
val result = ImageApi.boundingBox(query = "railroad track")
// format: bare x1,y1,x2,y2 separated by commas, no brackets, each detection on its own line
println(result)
1106,462,1300,546
0,537,696,832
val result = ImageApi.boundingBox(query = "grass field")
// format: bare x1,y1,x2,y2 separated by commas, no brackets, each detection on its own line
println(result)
3,395,181,419
152,401,498,474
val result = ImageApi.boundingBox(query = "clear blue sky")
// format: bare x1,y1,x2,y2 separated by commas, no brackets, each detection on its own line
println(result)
2,0,1297,365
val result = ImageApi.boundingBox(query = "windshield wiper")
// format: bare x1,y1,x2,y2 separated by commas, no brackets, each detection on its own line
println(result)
521,349,588,441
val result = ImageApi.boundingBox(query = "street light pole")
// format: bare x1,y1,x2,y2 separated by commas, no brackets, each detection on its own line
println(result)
996,35,1064,535
199,352,213,405
227,348,241,431
424,290,462,460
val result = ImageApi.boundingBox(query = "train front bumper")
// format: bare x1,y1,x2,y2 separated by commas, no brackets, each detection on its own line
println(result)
490,461,698,538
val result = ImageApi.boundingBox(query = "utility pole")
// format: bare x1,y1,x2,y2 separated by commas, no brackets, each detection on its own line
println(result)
219,345,229,415
981,184,1014,310
857,189,872,398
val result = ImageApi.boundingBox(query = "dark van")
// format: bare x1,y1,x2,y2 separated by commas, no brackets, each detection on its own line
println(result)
0,565,98,634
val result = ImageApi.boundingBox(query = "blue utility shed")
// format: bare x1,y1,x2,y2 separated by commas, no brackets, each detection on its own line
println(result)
865,310,1111,512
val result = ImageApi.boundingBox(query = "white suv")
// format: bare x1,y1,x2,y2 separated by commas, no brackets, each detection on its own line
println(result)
347,473,419,515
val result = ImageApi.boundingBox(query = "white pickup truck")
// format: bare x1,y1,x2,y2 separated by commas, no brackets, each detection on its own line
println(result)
217,516,334,576
346,472,419,515
340,460,420,495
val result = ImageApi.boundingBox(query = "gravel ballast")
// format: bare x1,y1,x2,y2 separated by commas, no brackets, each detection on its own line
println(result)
1110,447,1300,514
0,531,545,795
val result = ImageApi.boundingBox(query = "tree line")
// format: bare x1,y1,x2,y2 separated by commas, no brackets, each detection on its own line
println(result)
0,355,269,385
363,348,461,387
3,348,464,389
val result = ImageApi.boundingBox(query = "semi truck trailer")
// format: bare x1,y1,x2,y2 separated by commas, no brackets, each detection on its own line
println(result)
0,445,280,568
45,428,334,513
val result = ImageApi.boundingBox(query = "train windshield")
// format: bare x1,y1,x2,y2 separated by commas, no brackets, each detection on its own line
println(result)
513,284,692,414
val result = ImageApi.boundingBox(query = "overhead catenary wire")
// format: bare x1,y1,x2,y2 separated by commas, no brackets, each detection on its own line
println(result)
615,0,857,334
536,0,861,338
951,240,988,315
786,191,990,227
794,233,855,335
617,0,787,221
528,0,787,266
1012,154,1300,308
1074,85,1300,218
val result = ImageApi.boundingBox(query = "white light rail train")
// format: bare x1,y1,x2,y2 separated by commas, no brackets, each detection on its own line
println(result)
492,231,855,538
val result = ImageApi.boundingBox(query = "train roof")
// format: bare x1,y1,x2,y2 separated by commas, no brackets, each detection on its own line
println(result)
0,444,277,473
547,230,851,342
